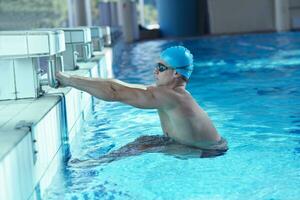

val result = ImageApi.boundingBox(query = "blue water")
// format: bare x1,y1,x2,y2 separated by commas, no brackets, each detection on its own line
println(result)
45,32,300,200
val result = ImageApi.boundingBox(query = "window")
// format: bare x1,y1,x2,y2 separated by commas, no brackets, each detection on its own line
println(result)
138,0,159,29
0,0,68,30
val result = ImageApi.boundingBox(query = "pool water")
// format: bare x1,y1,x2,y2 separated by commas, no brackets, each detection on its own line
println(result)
44,32,300,200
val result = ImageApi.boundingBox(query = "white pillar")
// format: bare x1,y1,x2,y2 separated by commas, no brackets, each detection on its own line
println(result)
84,0,93,26
68,0,92,27
110,2,119,26
67,0,75,27
274,0,290,32
117,0,139,42
139,0,145,26
76,0,92,26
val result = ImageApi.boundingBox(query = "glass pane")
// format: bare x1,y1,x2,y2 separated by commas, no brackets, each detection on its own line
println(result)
143,0,158,28
0,0,68,30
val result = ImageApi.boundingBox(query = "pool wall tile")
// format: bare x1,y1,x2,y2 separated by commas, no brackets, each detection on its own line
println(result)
0,47,112,200
0,134,34,200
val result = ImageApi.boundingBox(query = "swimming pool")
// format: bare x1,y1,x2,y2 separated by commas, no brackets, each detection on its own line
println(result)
44,32,300,200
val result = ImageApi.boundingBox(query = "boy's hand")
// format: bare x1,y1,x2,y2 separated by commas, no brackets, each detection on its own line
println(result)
56,72,71,87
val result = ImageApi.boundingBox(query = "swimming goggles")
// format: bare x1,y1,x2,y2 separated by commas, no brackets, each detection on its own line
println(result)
156,62,192,72
156,63,169,72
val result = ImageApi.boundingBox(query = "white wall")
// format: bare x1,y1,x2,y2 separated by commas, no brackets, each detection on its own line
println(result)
208,0,275,34
0,102,63,200
290,0,300,29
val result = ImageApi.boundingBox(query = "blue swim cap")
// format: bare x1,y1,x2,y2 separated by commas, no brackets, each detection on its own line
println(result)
160,46,194,79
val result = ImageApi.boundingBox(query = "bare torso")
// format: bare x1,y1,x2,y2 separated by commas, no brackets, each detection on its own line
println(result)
156,87,221,148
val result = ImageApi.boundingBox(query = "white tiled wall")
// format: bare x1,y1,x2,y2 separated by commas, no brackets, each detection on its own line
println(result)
31,102,63,198
0,101,65,200
0,133,34,200
65,88,82,134
65,88,92,142
0,51,103,200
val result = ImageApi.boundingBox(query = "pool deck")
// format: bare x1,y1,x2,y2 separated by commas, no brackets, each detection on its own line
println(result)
0,95,61,161
0,57,102,161
0,49,112,200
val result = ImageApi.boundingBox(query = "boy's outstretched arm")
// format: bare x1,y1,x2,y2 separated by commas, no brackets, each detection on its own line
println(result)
56,72,171,109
